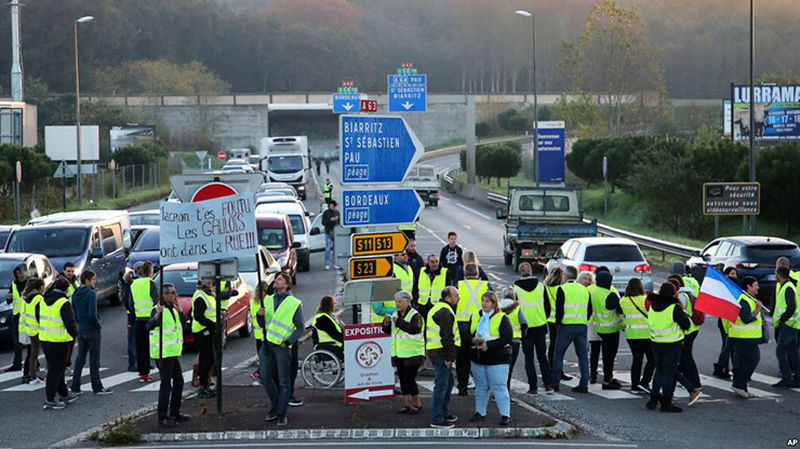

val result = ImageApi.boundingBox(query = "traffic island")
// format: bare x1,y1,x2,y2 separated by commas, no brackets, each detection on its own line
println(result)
134,385,575,442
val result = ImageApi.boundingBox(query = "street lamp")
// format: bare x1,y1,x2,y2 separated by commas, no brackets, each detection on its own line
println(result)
515,9,539,186
74,15,93,204
748,0,756,234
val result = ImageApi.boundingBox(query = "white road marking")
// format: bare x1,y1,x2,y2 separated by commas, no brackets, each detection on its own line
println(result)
418,222,447,246
750,372,800,392
615,372,689,398
509,378,574,401
2,367,109,392
698,374,780,398
439,196,451,201
559,375,640,399
455,202,492,221
463,224,472,230
80,371,141,391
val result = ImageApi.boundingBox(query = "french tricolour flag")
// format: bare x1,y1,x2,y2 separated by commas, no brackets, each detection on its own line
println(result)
694,266,743,322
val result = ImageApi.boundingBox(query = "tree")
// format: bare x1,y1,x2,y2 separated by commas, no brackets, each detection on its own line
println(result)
475,122,492,138
91,60,230,95
559,0,667,135
554,94,607,139
755,142,800,232
0,143,57,188
111,142,168,166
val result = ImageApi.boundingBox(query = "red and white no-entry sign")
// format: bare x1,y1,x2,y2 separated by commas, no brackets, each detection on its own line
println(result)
217,151,227,161
191,182,237,202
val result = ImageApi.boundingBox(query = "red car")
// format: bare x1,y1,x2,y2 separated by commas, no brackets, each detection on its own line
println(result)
158,262,253,347
255,213,299,285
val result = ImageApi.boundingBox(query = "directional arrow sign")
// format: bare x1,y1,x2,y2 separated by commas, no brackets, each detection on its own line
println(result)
341,188,424,227
332,93,364,114
388,83,427,112
351,231,408,257
349,256,393,280
340,115,424,185
346,387,394,402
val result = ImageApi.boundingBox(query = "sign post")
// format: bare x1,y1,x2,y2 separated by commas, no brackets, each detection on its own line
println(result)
14,161,21,223
344,323,394,403
341,188,424,227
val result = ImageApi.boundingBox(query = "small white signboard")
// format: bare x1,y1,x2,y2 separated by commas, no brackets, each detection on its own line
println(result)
344,323,394,404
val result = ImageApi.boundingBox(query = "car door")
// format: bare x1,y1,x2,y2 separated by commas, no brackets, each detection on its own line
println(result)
714,241,735,268
307,214,325,252
88,227,105,290
701,240,722,266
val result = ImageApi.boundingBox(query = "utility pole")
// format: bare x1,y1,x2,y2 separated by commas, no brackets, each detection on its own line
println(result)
748,0,757,235
10,0,23,102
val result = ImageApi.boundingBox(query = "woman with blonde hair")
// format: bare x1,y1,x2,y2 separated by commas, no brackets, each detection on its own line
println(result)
453,250,489,283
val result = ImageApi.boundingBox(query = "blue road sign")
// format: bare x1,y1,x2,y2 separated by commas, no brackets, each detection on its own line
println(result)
388,84,427,112
535,121,566,184
387,74,427,85
340,115,424,185
332,93,363,114
341,188,424,227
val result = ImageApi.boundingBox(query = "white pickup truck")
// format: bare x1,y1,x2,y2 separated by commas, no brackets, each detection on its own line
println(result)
404,164,441,207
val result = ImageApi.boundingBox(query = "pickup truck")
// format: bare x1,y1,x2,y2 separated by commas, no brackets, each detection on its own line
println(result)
404,164,441,207
496,186,597,271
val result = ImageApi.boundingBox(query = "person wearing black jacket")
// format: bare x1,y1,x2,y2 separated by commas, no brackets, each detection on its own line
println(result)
39,278,79,409
321,201,340,270
439,232,463,283
774,267,800,389
646,282,691,413
469,291,513,427
404,240,425,281
515,263,552,394
4,265,28,372
382,291,424,414
427,286,459,429
192,281,218,398
312,296,344,360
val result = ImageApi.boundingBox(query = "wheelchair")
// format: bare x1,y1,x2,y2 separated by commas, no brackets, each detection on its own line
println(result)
301,343,344,389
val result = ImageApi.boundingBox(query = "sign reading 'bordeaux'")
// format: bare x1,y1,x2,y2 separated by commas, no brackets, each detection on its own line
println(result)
341,188,424,227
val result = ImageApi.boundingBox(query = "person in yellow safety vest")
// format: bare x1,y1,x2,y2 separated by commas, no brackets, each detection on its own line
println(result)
500,289,527,391
382,291,425,414
4,264,28,372
541,267,568,381
146,282,189,428
514,262,553,395
581,271,603,384
468,291,513,426
58,262,81,299
667,275,703,399
255,272,304,426
249,281,270,383
132,261,158,383
322,178,333,204
38,277,79,409
670,261,699,297
398,221,417,241
217,280,238,311
20,278,46,384
371,253,413,323
191,280,218,398
725,276,763,398
550,266,591,393
646,282,692,413
589,271,624,390
713,267,740,380
776,256,800,284
312,295,344,360
455,263,489,395
415,254,449,320
426,286,461,428
773,267,800,389
615,278,654,394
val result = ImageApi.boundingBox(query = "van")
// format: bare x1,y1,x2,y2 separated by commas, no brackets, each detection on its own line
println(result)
255,213,299,285
6,210,132,305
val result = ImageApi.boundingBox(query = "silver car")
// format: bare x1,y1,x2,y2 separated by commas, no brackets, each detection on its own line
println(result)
545,237,653,292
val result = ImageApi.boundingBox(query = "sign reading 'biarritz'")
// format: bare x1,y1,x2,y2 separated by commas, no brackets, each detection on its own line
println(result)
344,323,394,404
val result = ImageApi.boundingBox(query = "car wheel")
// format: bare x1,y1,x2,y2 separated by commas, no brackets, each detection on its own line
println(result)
239,312,253,338
513,247,521,272
504,252,513,266
109,279,123,306
300,254,310,272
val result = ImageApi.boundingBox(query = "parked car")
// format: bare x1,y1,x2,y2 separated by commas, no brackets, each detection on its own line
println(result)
686,236,800,307
255,213,299,284
128,227,161,272
255,202,324,271
6,210,132,305
130,209,160,226
0,253,57,340
157,262,253,346
237,246,282,292
131,224,156,247
545,237,653,292
257,182,298,197
0,225,19,253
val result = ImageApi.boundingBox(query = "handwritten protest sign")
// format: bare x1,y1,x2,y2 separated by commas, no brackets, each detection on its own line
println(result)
159,193,257,265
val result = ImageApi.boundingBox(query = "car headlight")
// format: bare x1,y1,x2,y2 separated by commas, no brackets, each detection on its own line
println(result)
278,256,288,266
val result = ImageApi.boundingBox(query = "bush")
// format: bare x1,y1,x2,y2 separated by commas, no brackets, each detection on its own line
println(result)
475,121,492,138
0,143,57,187
89,416,142,445
112,142,169,166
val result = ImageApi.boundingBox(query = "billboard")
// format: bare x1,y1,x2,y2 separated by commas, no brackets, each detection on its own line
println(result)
535,121,566,184
703,182,759,216
44,125,100,161
731,85,800,141
110,124,156,152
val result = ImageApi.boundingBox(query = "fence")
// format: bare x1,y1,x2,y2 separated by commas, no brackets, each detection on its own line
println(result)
1,160,171,224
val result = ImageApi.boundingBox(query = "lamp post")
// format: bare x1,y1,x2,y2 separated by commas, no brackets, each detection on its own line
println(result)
748,0,756,234
74,15,93,205
515,9,538,186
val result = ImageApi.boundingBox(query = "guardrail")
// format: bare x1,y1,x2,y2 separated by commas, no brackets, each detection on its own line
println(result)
484,189,699,258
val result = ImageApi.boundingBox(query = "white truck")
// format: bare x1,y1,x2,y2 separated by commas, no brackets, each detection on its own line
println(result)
404,164,441,207
258,136,310,200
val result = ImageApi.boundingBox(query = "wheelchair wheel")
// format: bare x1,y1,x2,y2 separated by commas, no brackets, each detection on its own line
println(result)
301,349,342,389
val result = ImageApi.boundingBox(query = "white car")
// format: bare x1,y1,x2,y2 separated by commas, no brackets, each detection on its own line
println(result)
255,202,324,271
545,237,653,292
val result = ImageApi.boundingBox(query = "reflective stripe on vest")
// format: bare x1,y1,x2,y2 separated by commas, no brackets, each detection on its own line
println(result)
545,285,558,323
394,263,414,292
397,223,417,231
20,294,43,336
516,284,547,328
11,282,23,315
426,302,461,349
728,294,762,339
191,290,216,333
323,184,333,199
469,310,509,347
150,307,183,359
507,306,522,339
266,295,302,345
313,312,343,347
417,267,448,306
560,282,589,325
775,281,800,329
131,277,155,319
679,291,698,334
391,308,425,358
590,286,622,334
619,295,649,340
219,280,230,311
648,304,684,343
456,279,488,322
39,296,73,343
250,296,264,340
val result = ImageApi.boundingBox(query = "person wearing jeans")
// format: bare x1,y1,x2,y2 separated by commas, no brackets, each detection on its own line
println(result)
728,277,763,398
616,278,655,393
469,291,512,426
321,201,339,270
426,286,460,428
70,271,111,395
550,267,591,392
646,282,691,413
773,267,800,388
39,278,79,409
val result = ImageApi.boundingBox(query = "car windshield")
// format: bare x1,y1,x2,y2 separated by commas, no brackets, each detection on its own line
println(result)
161,270,198,297
518,194,570,212
133,230,159,251
746,244,800,261
0,231,10,248
236,254,258,272
268,155,303,173
258,228,287,249
584,244,644,262
130,214,159,226
288,215,305,234
6,228,88,258
0,260,21,288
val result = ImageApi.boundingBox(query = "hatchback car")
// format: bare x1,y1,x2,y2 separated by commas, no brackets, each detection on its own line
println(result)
686,236,800,306
255,203,324,271
156,263,253,346
545,237,653,292
255,213,299,284
128,227,161,272
0,253,56,340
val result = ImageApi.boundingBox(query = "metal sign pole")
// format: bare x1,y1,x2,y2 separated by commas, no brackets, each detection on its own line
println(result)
61,161,67,210
214,261,223,414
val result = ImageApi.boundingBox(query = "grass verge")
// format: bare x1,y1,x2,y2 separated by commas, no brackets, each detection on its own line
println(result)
89,416,142,446
60,185,171,213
